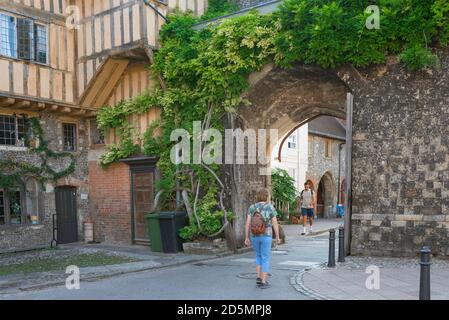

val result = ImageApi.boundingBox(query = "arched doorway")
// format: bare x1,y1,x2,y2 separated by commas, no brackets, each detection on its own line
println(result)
317,179,325,218
316,172,335,219
227,63,351,242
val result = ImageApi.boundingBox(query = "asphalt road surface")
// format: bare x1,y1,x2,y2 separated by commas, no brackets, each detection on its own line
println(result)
2,227,332,300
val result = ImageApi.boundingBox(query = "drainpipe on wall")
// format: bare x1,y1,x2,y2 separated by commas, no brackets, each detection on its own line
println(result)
344,93,354,256
337,142,345,207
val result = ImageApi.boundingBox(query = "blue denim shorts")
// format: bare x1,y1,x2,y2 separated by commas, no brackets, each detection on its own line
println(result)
301,208,314,217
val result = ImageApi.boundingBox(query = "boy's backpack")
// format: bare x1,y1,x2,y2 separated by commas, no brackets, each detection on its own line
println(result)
251,205,267,236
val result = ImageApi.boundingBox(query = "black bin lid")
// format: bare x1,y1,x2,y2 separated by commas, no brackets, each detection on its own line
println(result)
158,212,187,219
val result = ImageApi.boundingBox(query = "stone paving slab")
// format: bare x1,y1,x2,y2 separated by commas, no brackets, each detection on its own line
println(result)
300,256,449,300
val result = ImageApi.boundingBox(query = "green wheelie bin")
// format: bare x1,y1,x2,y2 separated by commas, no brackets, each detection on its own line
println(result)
145,213,163,252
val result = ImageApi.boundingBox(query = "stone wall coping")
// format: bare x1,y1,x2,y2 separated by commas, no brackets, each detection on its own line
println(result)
0,145,28,152
352,214,449,222
0,223,46,232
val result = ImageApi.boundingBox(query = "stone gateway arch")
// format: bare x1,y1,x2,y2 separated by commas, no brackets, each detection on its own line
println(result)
227,52,449,258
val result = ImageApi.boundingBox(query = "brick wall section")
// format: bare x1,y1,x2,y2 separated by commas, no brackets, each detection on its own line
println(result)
88,161,132,244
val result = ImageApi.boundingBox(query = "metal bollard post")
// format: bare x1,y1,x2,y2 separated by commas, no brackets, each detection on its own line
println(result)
338,226,345,262
328,229,336,267
419,246,431,300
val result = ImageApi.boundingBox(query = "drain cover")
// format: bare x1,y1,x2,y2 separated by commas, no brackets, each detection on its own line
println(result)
237,273,272,279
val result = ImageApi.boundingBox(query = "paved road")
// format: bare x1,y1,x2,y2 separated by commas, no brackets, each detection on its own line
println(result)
1,222,338,300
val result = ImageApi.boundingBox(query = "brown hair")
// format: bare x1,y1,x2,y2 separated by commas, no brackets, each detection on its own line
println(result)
306,179,315,190
256,188,270,202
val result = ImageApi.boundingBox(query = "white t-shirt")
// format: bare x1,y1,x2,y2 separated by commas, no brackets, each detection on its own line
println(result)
301,190,314,208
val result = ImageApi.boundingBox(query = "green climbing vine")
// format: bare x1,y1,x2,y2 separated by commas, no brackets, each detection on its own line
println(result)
96,0,449,241
0,115,76,197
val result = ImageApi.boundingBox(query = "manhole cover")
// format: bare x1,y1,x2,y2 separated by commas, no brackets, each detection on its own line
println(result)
237,273,272,279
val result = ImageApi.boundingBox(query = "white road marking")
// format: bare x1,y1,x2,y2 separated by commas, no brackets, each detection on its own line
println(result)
231,258,255,263
272,250,289,254
277,261,319,267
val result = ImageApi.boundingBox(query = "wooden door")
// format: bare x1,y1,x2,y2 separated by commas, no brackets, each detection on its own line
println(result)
55,186,78,244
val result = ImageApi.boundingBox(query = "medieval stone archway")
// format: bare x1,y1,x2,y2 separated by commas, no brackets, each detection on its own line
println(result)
317,172,336,219
227,63,350,242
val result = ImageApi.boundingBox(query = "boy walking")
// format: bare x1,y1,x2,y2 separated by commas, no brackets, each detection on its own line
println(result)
297,182,315,235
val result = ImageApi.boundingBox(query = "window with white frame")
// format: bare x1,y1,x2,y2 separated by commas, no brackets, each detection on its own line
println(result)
0,12,48,64
287,134,296,149
0,114,26,146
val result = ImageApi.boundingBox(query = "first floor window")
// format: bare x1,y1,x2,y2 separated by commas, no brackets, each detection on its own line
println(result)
63,123,77,152
0,114,26,146
0,12,48,64
34,24,47,63
0,13,16,58
17,18,33,60
287,134,296,149
89,119,105,146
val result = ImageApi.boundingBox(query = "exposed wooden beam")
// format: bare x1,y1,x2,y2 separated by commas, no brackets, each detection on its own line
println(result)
85,111,97,118
37,103,46,110
61,107,72,113
74,109,87,116
79,58,130,108
51,105,60,111
14,101,31,109
0,98,15,107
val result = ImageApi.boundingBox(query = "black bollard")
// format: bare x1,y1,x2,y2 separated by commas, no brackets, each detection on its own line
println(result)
338,226,345,262
419,246,431,300
328,229,336,267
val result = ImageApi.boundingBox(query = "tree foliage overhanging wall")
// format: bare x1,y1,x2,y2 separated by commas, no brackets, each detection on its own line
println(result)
96,0,449,239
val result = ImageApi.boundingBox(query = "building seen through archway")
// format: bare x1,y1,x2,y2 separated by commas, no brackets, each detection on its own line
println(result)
271,116,346,219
